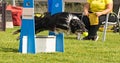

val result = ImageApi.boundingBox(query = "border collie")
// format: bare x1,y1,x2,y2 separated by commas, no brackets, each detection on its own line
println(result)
13,12,87,40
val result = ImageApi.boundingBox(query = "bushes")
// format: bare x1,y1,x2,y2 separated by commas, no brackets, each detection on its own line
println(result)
6,0,84,13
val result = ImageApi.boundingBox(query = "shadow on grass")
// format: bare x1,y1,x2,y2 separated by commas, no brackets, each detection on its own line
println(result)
0,47,18,53
64,36,77,39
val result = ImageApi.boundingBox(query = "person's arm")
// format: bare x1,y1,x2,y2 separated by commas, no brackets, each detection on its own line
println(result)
83,3,90,16
95,3,113,17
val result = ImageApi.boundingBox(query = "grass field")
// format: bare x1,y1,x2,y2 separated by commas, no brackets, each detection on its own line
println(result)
0,26,120,63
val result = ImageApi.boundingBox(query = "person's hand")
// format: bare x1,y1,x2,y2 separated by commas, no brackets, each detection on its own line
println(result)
95,12,103,17
84,11,89,16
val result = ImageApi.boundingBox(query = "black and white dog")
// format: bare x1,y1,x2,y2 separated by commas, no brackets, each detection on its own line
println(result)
13,12,87,39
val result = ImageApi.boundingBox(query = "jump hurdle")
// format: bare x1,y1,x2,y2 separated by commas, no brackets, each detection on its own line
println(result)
19,0,64,54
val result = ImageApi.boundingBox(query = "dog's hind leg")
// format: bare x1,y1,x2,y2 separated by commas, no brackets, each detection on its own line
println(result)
13,29,21,35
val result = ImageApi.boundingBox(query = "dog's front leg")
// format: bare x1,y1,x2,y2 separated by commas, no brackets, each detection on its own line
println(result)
77,32,82,40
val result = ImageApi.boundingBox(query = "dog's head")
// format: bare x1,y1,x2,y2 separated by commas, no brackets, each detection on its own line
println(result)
69,16,87,34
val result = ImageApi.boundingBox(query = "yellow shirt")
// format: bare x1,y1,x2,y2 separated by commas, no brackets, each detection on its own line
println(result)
87,0,113,12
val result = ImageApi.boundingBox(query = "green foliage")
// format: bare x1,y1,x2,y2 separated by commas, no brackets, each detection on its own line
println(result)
5,0,84,13
0,27,120,63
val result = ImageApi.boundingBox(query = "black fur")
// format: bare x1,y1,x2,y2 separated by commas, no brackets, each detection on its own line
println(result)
13,12,87,39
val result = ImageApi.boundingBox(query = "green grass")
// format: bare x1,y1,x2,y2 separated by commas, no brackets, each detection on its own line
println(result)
0,27,120,63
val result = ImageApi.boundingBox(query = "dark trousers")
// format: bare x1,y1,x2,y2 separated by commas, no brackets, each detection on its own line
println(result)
82,15,106,37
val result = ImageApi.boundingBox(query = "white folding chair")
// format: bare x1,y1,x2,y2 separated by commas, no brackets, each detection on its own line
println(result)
102,8,120,42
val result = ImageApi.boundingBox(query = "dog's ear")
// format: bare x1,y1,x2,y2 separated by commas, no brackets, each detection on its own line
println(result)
70,19,78,26
69,19,79,33
70,19,87,33
77,20,88,32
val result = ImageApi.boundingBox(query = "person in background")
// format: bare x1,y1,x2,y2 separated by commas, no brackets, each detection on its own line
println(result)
82,0,113,41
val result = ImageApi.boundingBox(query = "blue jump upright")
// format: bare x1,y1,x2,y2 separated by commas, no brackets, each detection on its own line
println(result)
48,0,64,15
19,0,35,54
48,0,64,52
